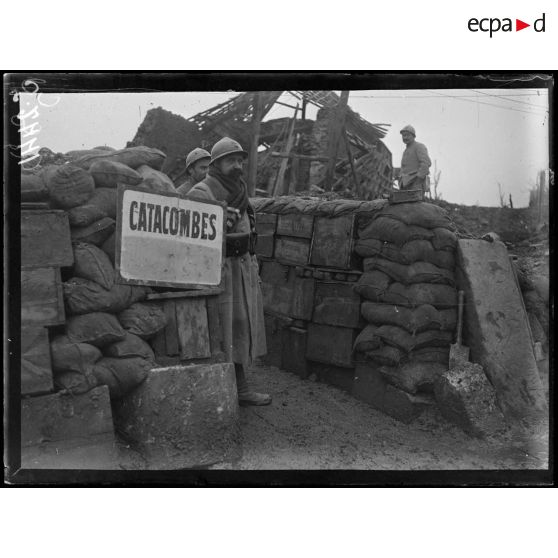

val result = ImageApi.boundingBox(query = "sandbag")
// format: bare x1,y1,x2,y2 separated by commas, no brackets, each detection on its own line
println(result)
67,204,107,227
65,148,111,160
117,303,167,339
354,238,455,270
379,202,453,230
410,347,450,364
358,216,434,245
44,164,95,209
50,334,102,373
92,357,152,399
63,277,150,315
383,283,457,308
361,303,454,333
75,146,166,171
71,217,115,246
53,370,99,395
353,271,391,301
103,332,155,361
87,188,117,219
363,258,455,286
101,232,116,264
89,160,143,188
73,242,115,290
375,325,416,353
431,227,457,251
21,172,48,201
93,146,116,151
362,345,403,367
353,324,381,353
136,165,176,193
379,362,447,394
413,330,453,350
66,312,126,347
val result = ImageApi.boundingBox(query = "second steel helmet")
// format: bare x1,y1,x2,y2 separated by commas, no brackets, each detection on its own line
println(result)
210,137,248,164
185,147,211,170
400,125,416,136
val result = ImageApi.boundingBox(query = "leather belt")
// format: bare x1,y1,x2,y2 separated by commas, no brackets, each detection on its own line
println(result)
226,233,256,258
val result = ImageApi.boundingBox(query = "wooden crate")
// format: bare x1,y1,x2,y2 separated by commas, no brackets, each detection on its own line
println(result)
306,323,357,368
262,312,292,368
260,261,292,316
313,281,362,328
290,272,315,321
275,236,311,266
21,267,65,326
308,361,355,393
309,215,356,270
21,385,117,469
21,327,53,396
276,214,314,239
256,233,275,259
21,210,73,269
256,213,278,235
389,189,423,204
281,327,308,378
149,295,211,360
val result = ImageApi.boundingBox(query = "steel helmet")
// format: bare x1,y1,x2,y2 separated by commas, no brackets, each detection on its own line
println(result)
400,125,416,136
185,147,210,170
210,137,248,164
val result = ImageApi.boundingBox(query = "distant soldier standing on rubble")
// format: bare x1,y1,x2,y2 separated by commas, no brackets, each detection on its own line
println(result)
176,147,211,195
399,125,432,192
187,137,271,406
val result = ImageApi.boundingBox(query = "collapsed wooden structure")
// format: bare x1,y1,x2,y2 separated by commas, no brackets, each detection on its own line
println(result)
129,91,394,200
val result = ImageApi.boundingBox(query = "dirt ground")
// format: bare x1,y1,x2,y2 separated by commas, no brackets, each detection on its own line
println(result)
117,361,548,472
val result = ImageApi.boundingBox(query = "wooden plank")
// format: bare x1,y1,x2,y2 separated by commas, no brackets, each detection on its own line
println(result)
247,91,263,197
289,272,315,321
255,213,277,235
206,295,224,359
313,281,362,328
146,287,223,300
306,323,357,368
276,213,314,239
21,386,115,448
272,105,298,196
308,361,355,393
163,300,179,356
275,236,311,266
324,90,350,191
281,327,308,378
151,328,167,358
255,234,275,259
262,313,291,368
21,210,73,268
309,215,356,270
21,267,65,326
21,327,53,396
175,298,211,360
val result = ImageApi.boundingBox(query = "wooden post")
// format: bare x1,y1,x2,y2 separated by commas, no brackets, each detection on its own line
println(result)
324,91,350,191
272,104,298,197
247,91,263,197
538,170,545,224
343,127,359,196
301,92,307,120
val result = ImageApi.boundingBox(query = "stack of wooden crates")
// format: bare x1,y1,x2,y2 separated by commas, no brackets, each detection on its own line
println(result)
255,205,363,392
20,209,117,469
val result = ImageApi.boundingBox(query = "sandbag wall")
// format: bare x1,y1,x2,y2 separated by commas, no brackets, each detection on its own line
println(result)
19,146,173,467
253,196,460,422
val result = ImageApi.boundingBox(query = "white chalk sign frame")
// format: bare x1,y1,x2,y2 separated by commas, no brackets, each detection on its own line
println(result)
115,184,226,289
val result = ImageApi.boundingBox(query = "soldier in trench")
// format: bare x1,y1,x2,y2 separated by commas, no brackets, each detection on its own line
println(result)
399,124,432,192
176,147,211,195
187,137,271,406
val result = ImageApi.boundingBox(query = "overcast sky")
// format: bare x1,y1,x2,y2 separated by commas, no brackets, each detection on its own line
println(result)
20,88,549,207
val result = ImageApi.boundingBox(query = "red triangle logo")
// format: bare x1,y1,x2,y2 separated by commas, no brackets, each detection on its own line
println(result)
516,19,530,31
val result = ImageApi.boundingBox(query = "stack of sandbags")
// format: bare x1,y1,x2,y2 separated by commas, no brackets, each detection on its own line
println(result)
353,202,458,394
40,145,172,399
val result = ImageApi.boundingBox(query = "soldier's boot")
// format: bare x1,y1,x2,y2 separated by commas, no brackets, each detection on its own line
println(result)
235,364,272,407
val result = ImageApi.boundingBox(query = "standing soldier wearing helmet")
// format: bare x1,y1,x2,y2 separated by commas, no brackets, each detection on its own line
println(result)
399,125,432,192
187,137,271,406
176,147,211,196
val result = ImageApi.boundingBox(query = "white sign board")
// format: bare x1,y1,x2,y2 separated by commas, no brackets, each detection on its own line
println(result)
116,186,225,288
